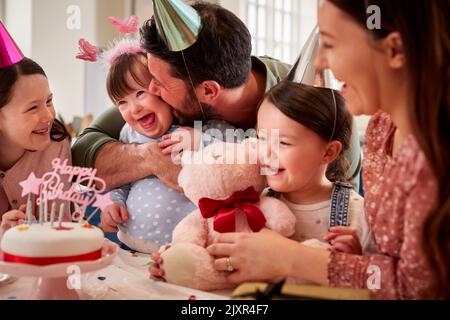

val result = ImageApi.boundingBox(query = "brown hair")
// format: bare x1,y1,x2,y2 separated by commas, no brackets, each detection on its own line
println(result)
106,52,150,103
141,1,252,89
265,81,352,183
0,57,68,142
328,0,450,298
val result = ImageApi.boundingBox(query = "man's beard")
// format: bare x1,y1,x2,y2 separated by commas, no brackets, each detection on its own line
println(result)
173,93,218,125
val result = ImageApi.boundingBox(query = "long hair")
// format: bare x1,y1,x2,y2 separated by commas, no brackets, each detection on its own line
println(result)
0,57,69,142
265,81,352,183
328,0,450,298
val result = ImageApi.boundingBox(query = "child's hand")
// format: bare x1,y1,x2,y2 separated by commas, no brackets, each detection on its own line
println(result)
1,205,27,231
324,227,362,255
149,252,166,282
100,204,128,233
158,127,201,156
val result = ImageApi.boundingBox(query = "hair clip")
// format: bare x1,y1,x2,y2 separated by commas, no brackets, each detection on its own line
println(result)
76,39,99,62
108,15,139,34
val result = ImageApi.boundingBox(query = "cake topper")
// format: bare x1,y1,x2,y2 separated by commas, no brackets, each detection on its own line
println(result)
19,158,112,227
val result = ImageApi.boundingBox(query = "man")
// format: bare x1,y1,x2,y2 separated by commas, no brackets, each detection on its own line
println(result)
72,1,361,191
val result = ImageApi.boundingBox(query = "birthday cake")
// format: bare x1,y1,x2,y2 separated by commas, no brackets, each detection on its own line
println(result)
0,158,112,266
1,222,104,266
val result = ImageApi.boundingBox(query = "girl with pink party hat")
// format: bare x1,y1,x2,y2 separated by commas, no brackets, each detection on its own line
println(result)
0,21,71,239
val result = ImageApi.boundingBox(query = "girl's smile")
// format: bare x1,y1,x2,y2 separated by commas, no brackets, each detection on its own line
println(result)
32,124,51,136
137,112,156,130
117,72,173,139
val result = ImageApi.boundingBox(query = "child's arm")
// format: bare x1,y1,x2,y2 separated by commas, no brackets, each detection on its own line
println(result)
100,184,130,233
0,205,28,239
159,120,238,155
159,127,202,156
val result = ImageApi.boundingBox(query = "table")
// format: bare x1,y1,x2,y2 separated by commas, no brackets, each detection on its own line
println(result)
0,247,232,300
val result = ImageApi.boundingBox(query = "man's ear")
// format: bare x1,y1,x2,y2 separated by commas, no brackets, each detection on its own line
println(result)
323,141,342,165
382,31,406,70
197,81,221,103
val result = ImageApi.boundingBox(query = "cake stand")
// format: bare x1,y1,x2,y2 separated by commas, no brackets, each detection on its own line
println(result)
0,240,118,300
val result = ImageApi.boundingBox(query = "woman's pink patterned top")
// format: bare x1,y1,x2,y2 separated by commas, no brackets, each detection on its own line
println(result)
327,111,437,299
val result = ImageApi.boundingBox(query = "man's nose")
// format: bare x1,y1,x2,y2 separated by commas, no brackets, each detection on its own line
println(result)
149,79,161,96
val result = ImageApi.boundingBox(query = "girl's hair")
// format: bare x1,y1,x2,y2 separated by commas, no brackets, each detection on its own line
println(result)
106,52,150,103
328,0,450,298
0,57,68,142
265,81,352,183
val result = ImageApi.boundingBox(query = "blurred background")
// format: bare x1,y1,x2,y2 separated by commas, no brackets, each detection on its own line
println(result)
0,0,369,139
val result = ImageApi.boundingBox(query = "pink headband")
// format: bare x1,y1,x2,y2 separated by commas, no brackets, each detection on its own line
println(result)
76,15,143,65
102,38,145,66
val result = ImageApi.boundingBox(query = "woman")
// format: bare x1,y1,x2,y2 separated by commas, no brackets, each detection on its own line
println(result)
207,0,450,299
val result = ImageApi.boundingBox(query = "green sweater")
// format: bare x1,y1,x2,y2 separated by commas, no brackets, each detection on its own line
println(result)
72,56,361,190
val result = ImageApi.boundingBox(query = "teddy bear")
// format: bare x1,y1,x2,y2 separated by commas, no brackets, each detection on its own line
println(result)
152,140,297,291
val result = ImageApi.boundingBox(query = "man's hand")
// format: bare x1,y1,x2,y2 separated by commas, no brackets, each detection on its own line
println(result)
147,142,183,192
94,141,182,192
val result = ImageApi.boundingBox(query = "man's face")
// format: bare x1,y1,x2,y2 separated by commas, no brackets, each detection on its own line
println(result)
147,53,205,124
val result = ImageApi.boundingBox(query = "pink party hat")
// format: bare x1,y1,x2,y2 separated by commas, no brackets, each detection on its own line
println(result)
0,20,24,68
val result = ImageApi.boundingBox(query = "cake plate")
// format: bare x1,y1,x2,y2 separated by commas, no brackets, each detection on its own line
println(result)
0,240,118,300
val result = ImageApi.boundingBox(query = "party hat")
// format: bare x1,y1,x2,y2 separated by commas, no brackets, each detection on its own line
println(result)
152,0,202,52
0,20,24,68
285,26,340,90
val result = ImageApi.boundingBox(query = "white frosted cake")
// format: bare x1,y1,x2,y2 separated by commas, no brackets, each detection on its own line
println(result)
1,222,104,266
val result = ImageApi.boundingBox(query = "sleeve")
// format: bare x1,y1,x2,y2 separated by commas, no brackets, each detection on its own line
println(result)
109,184,131,207
328,174,435,300
71,106,125,168
108,125,132,207
344,119,362,192
118,124,133,144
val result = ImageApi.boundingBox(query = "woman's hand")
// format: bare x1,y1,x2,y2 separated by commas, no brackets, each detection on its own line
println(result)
324,227,362,255
206,229,294,284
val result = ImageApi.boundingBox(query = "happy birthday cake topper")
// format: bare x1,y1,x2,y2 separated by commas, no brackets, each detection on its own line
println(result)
19,158,113,226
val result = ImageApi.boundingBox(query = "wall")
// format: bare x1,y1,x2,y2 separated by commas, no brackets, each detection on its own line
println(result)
4,0,32,57
135,0,153,26
0,0,5,20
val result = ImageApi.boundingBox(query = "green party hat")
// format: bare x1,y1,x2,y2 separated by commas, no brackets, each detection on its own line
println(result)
152,0,202,52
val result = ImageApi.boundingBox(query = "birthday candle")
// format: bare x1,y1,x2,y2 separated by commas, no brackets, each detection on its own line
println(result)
58,203,65,227
50,201,56,227
44,199,48,223
26,193,32,225
39,200,44,225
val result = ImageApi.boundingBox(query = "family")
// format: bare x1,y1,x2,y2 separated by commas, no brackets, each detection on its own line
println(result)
0,0,449,300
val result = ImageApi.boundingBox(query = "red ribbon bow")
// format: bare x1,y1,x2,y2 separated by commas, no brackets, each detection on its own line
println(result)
199,187,266,233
